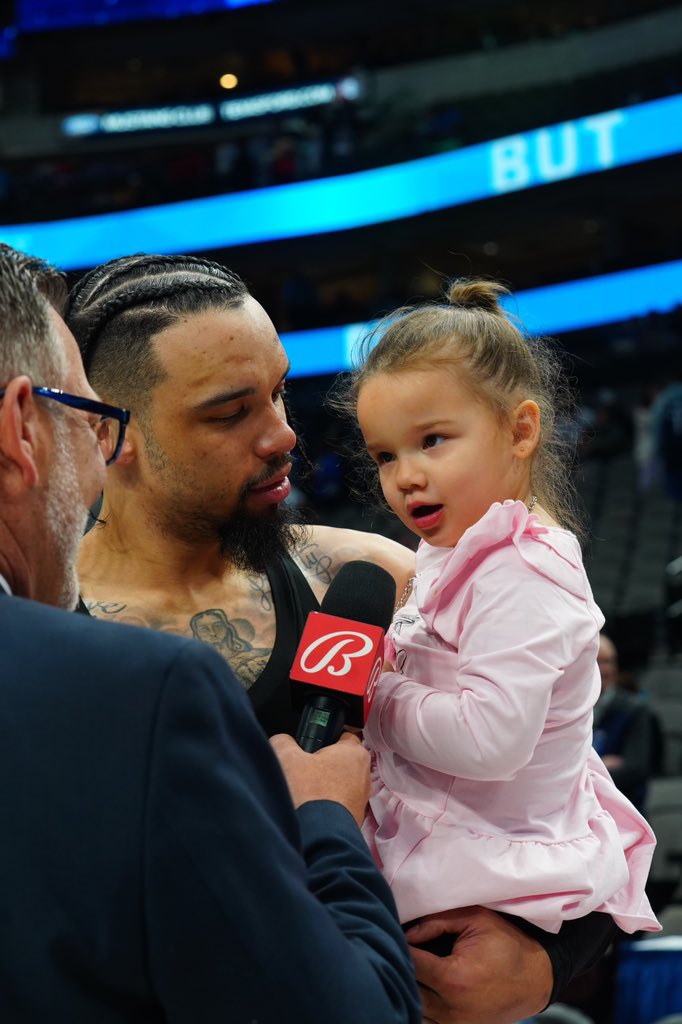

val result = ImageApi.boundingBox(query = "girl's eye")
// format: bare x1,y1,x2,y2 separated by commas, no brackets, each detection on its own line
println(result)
376,451,394,465
423,434,444,449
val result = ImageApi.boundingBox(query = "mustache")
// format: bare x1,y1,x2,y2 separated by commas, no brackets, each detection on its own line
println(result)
243,454,293,492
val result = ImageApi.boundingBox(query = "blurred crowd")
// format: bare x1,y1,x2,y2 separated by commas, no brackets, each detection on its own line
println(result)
1,51,679,225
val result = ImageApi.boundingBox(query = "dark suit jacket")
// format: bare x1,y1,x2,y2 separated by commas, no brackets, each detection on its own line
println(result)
0,595,420,1023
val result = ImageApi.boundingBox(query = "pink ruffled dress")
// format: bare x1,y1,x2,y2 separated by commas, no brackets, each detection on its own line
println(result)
362,500,659,933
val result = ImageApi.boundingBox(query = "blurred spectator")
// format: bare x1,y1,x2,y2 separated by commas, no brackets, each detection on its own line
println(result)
651,373,682,501
593,633,663,812
288,118,324,178
632,384,660,492
214,139,239,177
581,389,633,461
278,272,320,330
246,134,273,189
309,450,346,518
413,101,465,154
322,97,360,168
270,134,297,184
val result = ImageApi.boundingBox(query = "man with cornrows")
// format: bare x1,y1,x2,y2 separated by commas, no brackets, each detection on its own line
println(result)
67,252,616,1024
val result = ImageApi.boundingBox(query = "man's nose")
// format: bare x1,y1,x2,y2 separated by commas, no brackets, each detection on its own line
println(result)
255,405,297,460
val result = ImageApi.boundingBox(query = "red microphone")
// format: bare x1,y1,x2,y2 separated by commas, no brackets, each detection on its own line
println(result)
291,561,396,752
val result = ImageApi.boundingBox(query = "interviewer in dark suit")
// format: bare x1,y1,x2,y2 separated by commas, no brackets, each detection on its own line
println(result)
0,242,422,1023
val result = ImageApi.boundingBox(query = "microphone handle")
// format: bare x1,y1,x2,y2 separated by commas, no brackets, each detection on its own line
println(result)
295,694,347,752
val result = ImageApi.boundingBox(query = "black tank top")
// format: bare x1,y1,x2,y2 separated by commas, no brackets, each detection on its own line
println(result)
246,554,320,736
76,554,319,737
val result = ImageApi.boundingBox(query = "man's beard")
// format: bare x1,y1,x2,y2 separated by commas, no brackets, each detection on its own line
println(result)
45,415,90,609
217,487,304,574
144,435,306,574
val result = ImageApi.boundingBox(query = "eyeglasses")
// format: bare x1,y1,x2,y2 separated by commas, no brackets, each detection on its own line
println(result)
0,386,131,466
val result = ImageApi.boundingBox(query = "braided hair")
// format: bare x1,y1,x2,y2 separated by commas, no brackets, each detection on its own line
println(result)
66,253,249,420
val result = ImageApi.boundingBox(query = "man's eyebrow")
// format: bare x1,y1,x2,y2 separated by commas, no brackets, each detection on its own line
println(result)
194,387,255,411
193,364,291,412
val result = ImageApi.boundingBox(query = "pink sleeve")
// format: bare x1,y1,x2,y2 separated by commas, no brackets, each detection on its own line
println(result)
363,565,587,780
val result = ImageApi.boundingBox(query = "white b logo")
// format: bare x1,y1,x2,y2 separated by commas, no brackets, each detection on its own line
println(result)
364,656,383,703
299,631,373,676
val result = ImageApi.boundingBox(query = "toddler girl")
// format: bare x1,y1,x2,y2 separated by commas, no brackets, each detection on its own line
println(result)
344,279,658,934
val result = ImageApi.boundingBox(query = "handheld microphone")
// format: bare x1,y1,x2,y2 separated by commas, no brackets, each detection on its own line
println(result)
291,560,396,752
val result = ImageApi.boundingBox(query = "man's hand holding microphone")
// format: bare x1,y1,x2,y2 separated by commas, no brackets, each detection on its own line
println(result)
270,732,370,827
270,560,396,826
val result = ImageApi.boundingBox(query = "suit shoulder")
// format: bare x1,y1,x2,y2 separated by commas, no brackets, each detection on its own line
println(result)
3,593,198,665
3,594,244,714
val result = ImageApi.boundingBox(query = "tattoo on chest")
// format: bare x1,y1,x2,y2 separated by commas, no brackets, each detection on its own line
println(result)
85,599,128,616
85,599,185,634
84,593,274,692
189,607,271,691
246,572,273,612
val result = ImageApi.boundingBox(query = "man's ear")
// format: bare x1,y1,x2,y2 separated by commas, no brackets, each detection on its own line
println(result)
111,425,137,466
511,400,541,459
0,376,42,491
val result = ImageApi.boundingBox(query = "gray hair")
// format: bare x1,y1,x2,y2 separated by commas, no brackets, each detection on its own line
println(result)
0,244,69,386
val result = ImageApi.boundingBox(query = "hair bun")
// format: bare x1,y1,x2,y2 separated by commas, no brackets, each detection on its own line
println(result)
446,278,509,313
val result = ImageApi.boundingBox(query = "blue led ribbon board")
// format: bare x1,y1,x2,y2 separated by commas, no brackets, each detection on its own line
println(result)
17,0,274,32
2,93,682,270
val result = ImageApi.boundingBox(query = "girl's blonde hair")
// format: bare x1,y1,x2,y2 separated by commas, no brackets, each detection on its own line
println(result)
330,277,584,539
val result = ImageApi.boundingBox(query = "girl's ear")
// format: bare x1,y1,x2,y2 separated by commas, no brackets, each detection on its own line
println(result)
511,400,541,459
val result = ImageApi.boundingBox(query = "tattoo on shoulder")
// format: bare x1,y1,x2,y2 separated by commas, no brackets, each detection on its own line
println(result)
294,538,333,585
